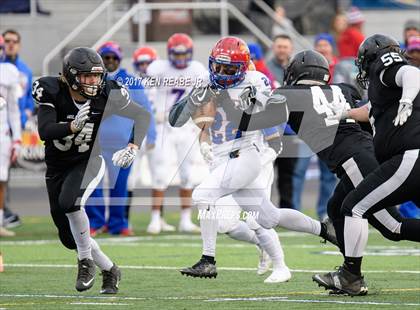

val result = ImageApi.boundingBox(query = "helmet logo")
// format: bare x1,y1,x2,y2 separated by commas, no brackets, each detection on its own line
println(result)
91,66,104,73
70,68,77,75
215,54,231,63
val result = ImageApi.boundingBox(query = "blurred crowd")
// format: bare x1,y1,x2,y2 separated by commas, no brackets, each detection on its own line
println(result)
1,4,419,237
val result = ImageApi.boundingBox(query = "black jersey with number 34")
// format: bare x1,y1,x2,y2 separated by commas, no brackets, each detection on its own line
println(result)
368,54,420,162
34,76,135,171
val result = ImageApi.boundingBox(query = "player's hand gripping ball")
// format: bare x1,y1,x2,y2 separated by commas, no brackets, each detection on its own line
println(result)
192,99,216,130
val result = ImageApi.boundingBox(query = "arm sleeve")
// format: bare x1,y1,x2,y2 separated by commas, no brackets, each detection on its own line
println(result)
7,84,22,141
37,105,73,140
107,83,151,147
130,87,156,144
394,65,420,103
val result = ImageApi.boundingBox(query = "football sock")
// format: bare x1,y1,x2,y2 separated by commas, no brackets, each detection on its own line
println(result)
90,238,113,271
344,256,362,276
180,207,192,224
401,218,420,242
273,208,321,236
66,209,93,260
344,216,369,257
255,227,286,269
226,221,259,244
198,204,218,257
150,209,160,223
201,255,215,264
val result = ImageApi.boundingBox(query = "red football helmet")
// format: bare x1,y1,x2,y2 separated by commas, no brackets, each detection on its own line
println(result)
167,33,193,69
132,46,158,74
209,36,250,88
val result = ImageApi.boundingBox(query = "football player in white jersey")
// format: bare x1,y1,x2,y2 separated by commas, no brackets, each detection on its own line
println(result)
0,35,22,237
145,33,206,234
169,36,337,278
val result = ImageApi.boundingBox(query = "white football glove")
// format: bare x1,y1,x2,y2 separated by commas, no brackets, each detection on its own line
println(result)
200,142,214,164
189,85,217,107
327,109,349,122
112,146,137,169
71,102,90,131
393,99,413,126
238,85,257,110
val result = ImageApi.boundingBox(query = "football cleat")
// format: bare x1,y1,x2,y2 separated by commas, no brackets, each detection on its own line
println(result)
75,258,96,292
180,258,217,278
264,266,292,283
0,227,15,237
256,246,272,275
161,218,176,232
146,219,161,234
100,264,121,294
320,217,339,246
312,266,368,296
178,221,200,233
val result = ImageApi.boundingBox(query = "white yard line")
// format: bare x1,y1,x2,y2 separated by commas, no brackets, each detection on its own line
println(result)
69,302,131,306
4,263,420,274
0,293,419,307
205,296,420,306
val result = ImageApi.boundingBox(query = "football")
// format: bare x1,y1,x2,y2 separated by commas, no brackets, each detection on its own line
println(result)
192,99,217,130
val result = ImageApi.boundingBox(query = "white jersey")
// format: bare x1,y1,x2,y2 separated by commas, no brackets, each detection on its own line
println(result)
146,59,207,126
0,62,22,141
207,70,272,157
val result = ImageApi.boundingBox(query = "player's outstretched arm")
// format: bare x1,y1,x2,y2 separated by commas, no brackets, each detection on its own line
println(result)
168,95,193,127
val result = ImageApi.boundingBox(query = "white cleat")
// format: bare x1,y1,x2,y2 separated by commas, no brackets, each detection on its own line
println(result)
146,220,161,234
0,227,16,237
160,218,176,232
257,246,272,275
264,267,292,283
178,221,200,233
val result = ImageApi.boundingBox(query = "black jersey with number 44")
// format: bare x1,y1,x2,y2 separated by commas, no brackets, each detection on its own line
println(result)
34,76,147,171
368,54,420,162
277,83,373,172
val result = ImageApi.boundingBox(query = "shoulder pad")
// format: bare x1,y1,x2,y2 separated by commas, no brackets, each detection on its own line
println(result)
32,76,61,106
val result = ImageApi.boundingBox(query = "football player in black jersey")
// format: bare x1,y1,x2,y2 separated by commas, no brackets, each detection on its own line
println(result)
312,34,420,296
34,47,150,293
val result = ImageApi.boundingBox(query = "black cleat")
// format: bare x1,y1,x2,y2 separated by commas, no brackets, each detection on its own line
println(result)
100,264,121,294
180,258,217,278
75,258,96,292
321,217,339,247
312,266,368,296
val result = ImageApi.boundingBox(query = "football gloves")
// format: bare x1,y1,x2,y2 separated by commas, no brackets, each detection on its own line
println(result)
189,85,218,107
238,85,257,111
393,99,413,126
112,146,137,169
200,142,214,164
72,103,90,132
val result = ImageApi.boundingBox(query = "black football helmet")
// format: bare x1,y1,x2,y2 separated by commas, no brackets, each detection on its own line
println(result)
355,34,401,89
284,50,330,86
63,47,106,99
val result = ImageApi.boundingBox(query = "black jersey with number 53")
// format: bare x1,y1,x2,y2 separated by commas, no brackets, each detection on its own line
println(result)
33,76,149,171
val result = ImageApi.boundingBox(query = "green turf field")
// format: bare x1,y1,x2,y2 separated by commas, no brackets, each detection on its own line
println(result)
1,213,419,309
